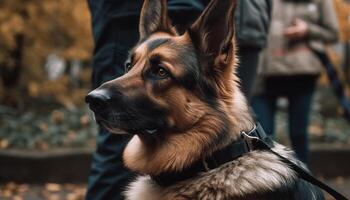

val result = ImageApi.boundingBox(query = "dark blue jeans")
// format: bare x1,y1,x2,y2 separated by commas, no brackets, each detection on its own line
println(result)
252,75,317,164
86,21,139,200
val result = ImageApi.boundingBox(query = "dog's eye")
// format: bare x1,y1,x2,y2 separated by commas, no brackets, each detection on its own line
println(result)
125,62,132,73
153,66,169,79
158,67,168,78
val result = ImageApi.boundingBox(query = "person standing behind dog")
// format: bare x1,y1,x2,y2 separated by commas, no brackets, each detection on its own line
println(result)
86,0,271,199
252,0,339,164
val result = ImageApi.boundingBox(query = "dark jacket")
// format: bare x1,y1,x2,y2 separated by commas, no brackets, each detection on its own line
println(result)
235,0,272,50
87,0,206,47
87,0,271,51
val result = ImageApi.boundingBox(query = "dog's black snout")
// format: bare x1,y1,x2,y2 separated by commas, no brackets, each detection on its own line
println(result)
85,90,111,111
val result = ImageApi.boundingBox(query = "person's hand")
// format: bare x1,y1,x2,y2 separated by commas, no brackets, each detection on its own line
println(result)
283,19,309,40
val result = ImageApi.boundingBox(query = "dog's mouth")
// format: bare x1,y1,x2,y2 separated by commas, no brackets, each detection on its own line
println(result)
93,111,133,133
93,110,166,136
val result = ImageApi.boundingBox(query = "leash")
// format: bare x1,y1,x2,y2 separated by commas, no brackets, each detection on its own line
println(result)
241,125,349,200
313,50,350,122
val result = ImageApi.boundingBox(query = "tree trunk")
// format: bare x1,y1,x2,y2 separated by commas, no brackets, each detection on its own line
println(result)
0,34,24,88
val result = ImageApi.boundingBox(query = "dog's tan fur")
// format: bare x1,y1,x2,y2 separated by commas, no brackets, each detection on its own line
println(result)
123,84,253,175
122,31,253,175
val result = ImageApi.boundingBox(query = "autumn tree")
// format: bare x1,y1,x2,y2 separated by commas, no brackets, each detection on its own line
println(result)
333,0,350,83
0,0,93,108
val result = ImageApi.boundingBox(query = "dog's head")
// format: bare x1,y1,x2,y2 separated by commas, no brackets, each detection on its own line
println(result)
86,0,249,174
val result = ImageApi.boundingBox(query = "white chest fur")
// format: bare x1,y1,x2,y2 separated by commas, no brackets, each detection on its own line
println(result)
125,176,165,200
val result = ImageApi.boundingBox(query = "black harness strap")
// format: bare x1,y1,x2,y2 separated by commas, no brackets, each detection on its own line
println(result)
151,125,271,186
152,124,348,200
242,126,348,200
151,135,255,186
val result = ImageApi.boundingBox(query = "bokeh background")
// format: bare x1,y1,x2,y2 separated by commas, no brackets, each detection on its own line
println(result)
0,0,349,199
0,0,95,151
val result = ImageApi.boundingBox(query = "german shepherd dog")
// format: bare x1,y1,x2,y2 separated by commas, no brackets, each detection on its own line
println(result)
86,0,324,199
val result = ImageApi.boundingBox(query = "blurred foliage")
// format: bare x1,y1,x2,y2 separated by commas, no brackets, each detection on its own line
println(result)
334,0,350,42
0,106,97,150
0,0,92,62
0,0,93,109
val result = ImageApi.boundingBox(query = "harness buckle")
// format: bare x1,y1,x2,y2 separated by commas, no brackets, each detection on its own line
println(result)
240,131,259,151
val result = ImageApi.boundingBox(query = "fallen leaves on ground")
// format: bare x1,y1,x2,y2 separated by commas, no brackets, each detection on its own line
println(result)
0,182,86,200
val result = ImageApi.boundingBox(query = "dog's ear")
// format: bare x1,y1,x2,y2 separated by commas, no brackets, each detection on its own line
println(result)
139,0,172,39
189,0,237,63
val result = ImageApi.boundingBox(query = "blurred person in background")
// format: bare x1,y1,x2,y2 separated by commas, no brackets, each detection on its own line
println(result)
252,0,339,165
86,0,271,199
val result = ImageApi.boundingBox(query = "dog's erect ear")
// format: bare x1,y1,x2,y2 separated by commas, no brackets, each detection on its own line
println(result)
139,0,172,39
189,0,237,61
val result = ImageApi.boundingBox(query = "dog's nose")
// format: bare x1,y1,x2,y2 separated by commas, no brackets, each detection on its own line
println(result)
85,89,111,111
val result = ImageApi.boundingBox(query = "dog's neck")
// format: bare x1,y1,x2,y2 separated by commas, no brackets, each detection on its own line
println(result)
228,88,255,136
123,85,254,175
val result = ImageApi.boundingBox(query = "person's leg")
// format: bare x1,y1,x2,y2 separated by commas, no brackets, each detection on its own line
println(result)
86,128,133,200
251,94,277,137
288,88,315,164
86,22,139,200
237,48,261,101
